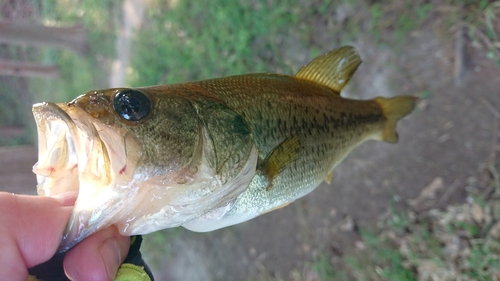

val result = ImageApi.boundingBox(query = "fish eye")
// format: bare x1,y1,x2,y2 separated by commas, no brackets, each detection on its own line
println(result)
113,90,151,122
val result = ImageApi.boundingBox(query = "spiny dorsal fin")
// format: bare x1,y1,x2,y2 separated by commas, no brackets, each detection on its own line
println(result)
294,46,361,94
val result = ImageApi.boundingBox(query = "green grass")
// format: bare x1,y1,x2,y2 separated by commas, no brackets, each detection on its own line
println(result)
129,0,305,86
355,230,418,281
307,252,344,281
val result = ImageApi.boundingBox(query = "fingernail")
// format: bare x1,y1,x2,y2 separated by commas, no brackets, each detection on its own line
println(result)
100,238,122,280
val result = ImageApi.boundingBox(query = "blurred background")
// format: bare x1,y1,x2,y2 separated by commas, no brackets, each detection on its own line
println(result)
1,0,500,280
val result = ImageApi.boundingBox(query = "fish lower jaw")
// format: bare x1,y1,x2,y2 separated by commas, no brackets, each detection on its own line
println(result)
58,182,129,252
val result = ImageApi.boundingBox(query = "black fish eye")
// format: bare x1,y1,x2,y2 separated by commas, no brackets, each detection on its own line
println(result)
113,90,151,122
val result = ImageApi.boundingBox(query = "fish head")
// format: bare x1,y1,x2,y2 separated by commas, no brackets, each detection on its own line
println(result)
33,87,257,252
32,88,152,251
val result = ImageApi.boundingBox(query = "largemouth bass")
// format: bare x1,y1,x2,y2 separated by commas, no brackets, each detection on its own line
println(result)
32,46,416,252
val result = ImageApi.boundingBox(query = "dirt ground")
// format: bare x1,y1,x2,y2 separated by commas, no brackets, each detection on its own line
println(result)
1,3,499,281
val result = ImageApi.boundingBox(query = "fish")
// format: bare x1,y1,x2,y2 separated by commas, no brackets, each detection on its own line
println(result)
32,46,416,252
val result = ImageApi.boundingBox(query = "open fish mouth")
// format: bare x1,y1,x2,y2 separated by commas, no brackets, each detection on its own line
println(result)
32,102,128,252
32,102,114,197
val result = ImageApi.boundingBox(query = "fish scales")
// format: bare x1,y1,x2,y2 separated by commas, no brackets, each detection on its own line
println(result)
175,74,389,230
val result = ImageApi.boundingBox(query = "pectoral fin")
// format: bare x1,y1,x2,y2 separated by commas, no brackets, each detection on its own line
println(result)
294,46,361,94
259,136,301,191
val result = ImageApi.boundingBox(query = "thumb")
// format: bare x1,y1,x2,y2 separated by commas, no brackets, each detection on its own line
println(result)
63,225,130,281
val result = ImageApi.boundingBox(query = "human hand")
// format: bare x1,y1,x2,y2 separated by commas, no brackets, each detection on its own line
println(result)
0,191,130,281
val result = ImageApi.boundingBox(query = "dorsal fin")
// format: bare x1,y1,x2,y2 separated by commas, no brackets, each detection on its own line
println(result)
294,46,361,94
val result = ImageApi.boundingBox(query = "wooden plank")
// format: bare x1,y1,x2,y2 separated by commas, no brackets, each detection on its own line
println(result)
0,146,37,195
0,19,89,56
0,126,25,138
0,59,60,79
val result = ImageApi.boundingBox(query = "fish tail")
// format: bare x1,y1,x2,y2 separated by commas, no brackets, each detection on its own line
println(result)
374,96,417,143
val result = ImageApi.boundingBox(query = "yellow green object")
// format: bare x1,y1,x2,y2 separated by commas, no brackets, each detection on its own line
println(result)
114,264,151,281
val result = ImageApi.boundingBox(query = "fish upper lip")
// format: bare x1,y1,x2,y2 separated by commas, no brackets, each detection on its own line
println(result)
33,102,74,125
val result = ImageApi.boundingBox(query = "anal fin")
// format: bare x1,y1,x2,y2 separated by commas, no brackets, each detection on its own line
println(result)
262,201,295,214
324,169,334,184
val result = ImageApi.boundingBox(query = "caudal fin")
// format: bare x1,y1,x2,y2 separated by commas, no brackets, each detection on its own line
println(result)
374,96,417,143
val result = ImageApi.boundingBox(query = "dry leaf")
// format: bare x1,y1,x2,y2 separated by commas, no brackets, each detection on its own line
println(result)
471,203,484,223
409,177,445,209
489,221,500,239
